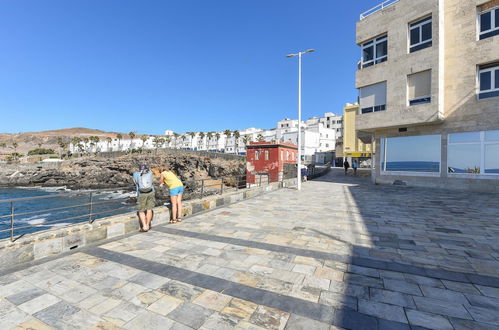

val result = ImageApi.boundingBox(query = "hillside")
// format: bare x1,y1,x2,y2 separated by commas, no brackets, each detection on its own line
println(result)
0,127,121,157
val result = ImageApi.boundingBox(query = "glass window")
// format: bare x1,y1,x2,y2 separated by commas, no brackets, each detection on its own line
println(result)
410,28,420,46
480,71,492,91
479,8,499,40
448,144,481,174
265,150,269,160
449,132,481,143
408,70,431,105
481,11,492,31
255,151,259,160
382,135,440,172
360,81,387,114
485,130,499,141
478,63,499,99
361,35,387,68
448,130,499,175
485,144,499,173
409,17,432,53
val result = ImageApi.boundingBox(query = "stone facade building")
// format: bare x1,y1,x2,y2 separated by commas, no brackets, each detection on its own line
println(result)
356,0,499,191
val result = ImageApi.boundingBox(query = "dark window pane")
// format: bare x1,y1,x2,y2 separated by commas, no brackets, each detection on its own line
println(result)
363,45,374,62
481,11,491,32
496,9,499,28
410,28,420,45
422,23,432,41
495,69,499,89
480,71,492,91
376,40,387,57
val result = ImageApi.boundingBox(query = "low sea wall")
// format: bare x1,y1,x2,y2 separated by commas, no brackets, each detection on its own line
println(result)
0,177,297,270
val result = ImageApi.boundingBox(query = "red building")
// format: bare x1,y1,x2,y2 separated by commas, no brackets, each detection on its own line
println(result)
246,141,298,184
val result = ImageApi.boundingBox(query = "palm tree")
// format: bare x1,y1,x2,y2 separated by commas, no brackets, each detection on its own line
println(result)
223,130,231,152
173,133,180,149
116,133,123,151
198,132,205,150
233,130,240,154
106,137,113,151
128,131,136,150
90,136,100,153
243,135,251,148
215,133,221,151
164,136,171,148
140,135,148,152
257,134,264,142
188,132,196,149
57,137,68,158
206,132,213,150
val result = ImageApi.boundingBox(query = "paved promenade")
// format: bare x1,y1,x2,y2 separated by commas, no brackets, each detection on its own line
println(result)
1,169,499,329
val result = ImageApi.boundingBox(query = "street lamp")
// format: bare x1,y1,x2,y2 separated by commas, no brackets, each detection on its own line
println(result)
287,49,315,191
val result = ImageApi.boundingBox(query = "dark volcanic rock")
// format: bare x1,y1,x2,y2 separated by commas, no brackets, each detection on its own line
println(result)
0,154,245,193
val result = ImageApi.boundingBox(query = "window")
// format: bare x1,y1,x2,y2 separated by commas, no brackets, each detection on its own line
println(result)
280,150,283,160
255,151,259,160
265,150,269,160
409,16,432,52
359,81,387,114
380,135,441,173
286,151,290,161
478,62,499,99
408,70,431,105
361,35,388,68
448,130,499,175
479,6,499,40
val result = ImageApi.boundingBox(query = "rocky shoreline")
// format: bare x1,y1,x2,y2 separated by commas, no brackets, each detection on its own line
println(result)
0,154,245,191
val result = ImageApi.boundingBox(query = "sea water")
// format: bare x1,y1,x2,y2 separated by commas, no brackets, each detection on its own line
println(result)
0,187,136,240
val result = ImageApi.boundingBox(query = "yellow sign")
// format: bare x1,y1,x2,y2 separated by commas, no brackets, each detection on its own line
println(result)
346,152,371,157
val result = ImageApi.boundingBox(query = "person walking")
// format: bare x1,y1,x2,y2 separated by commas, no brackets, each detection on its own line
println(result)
133,164,155,232
343,160,350,175
159,166,184,224
352,160,358,176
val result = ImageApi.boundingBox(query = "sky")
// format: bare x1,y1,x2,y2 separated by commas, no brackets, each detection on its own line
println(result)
0,0,384,135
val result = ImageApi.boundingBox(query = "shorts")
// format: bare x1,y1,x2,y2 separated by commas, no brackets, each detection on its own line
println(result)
137,191,156,211
170,186,184,196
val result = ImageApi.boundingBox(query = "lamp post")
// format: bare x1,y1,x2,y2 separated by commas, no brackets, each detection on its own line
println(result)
287,49,315,191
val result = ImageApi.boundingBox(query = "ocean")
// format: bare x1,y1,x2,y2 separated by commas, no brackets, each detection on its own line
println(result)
0,187,136,240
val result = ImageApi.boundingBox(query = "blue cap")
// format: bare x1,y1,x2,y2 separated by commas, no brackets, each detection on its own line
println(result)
139,164,148,171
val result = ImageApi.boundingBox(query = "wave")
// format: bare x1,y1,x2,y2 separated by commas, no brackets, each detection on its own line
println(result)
27,218,47,225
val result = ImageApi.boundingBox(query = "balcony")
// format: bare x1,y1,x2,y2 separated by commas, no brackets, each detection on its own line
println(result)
360,0,400,20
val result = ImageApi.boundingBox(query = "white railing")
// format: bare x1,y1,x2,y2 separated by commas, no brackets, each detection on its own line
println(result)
360,0,400,20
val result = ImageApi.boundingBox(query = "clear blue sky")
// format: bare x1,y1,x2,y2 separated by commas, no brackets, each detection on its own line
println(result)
0,0,382,135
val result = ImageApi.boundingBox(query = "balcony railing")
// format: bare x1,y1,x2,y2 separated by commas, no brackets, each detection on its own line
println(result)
360,0,400,20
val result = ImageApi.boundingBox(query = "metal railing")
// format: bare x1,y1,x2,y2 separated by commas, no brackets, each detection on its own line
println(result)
0,172,283,242
360,0,400,20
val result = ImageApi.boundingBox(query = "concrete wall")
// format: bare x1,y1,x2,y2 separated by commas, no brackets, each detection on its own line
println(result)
0,177,298,270
358,0,499,191
356,0,442,131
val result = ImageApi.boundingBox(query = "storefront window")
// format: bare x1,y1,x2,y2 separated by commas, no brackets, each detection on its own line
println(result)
448,130,499,175
381,135,440,172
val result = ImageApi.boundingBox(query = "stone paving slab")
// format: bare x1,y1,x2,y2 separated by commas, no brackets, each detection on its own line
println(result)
1,169,499,329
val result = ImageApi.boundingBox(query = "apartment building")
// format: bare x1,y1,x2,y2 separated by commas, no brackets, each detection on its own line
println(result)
356,0,499,191
343,103,374,164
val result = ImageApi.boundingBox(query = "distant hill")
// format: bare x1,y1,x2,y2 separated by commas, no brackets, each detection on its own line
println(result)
0,127,122,157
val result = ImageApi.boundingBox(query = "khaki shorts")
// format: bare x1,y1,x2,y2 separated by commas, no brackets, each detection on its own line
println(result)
137,191,156,211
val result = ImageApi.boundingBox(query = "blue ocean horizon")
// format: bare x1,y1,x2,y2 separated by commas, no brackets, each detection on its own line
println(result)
383,161,440,172
0,187,136,240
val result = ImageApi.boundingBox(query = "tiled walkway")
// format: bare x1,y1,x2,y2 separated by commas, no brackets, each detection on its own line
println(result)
1,169,499,329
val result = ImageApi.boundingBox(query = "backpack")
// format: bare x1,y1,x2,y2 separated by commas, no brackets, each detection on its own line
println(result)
137,171,153,193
